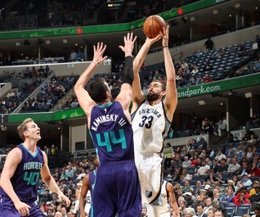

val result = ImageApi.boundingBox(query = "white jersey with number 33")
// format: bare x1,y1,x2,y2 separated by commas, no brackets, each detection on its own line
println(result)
132,100,170,154
132,100,171,204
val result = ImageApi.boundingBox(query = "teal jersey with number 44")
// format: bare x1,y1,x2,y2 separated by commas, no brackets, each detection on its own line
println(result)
89,102,135,163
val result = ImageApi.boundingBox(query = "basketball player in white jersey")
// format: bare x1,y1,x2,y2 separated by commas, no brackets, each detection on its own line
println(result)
147,181,180,217
131,24,178,210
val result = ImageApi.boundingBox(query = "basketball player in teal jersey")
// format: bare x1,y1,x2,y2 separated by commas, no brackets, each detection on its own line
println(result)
131,25,178,214
0,118,70,217
74,32,141,217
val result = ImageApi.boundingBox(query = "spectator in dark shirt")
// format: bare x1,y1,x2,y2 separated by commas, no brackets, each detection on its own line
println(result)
214,158,228,173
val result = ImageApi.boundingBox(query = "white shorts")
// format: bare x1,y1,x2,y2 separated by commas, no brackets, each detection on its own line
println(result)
135,153,163,204
147,204,171,217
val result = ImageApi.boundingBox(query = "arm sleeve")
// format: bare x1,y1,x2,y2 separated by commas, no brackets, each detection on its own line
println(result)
121,56,134,85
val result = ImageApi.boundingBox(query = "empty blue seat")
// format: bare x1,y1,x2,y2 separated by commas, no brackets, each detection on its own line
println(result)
224,206,236,217
235,206,250,216
224,203,236,207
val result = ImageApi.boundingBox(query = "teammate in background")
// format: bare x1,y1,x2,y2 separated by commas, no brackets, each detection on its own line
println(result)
0,118,70,217
147,180,180,217
131,25,178,210
79,156,99,217
74,33,141,217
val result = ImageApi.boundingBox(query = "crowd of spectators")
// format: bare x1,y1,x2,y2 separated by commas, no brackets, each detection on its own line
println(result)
115,40,258,93
21,74,78,112
121,0,197,23
61,95,79,110
1,130,259,216
0,66,51,113
0,0,200,30
162,131,260,217
61,71,121,111
0,124,259,216
0,2,259,216
0,0,103,30
1,41,259,151
0,66,80,113
166,114,228,139
60,40,258,122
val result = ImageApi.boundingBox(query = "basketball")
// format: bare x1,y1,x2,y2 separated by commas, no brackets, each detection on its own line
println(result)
143,15,166,39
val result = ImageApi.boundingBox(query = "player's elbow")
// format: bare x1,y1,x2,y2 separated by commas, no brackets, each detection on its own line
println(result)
42,174,52,186
0,174,9,187
132,95,139,104
133,61,141,74
74,83,80,93
74,83,83,98
133,59,138,70
132,94,144,105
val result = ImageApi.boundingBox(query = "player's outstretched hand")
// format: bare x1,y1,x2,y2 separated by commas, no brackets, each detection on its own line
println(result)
145,34,162,47
161,25,170,47
92,42,107,64
119,32,137,57
14,200,31,216
58,192,71,207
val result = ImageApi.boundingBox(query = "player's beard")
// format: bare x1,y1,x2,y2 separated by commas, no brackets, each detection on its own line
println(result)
147,91,160,102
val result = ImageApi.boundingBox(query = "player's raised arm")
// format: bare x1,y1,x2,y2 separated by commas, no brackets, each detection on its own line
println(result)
162,25,178,121
116,32,136,113
132,36,161,110
74,42,107,117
